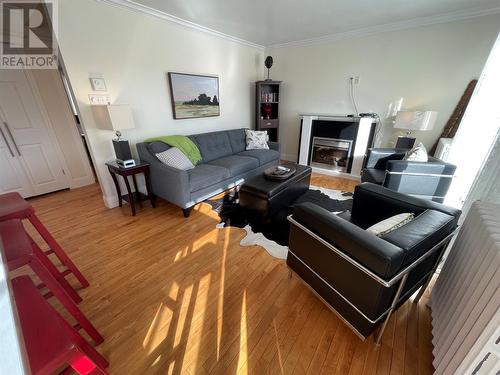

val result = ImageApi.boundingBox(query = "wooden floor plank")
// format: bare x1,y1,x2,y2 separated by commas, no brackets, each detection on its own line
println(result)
281,297,326,374
362,340,381,375
334,330,358,375
376,310,396,375
347,335,370,375
319,323,350,374
404,298,420,375
13,174,435,374
291,306,332,374
418,289,434,375
389,301,409,375
305,312,340,374
241,280,310,374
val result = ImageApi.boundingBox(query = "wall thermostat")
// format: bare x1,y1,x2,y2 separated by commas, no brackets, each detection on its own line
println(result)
90,77,107,91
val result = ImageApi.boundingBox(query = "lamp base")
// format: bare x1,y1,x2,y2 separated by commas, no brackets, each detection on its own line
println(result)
395,136,416,149
113,138,132,160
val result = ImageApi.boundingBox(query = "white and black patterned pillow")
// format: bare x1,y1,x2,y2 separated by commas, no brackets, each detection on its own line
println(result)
404,142,428,162
366,213,414,237
155,147,194,170
245,129,269,150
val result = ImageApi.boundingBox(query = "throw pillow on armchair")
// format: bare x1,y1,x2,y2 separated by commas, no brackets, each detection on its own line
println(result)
404,142,428,162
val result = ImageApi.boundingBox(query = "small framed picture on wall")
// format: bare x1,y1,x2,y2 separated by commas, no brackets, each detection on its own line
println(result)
167,72,220,119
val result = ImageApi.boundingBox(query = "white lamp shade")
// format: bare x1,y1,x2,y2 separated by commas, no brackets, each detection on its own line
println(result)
394,110,437,131
92,104,135,132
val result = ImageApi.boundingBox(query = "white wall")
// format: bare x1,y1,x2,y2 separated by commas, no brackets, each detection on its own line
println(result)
57,0,264,207
266,15,500,161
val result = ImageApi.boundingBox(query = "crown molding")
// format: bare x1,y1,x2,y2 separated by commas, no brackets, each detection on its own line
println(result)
94,1,499,51
267,6,500,49
95,0,265,50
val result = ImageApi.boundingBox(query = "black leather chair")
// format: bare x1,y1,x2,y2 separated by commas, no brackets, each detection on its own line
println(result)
361,148,457,203
286,183,460,343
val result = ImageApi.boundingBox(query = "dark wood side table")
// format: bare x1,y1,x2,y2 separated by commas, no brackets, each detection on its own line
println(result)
106,160,156,216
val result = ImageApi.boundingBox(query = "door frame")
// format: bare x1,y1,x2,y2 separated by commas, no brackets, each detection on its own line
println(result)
57,56,104,192
56,66,97,187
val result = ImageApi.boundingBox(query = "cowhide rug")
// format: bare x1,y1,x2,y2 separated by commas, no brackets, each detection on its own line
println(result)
207,186,353,259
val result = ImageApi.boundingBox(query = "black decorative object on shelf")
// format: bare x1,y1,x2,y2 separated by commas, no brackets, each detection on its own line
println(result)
265,56,273,80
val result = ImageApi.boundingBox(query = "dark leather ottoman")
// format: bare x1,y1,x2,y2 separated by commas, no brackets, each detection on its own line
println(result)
239,163,312,218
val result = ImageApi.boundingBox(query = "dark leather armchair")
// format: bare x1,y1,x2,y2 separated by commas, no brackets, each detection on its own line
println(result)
286,183,460,343
361,148,456,203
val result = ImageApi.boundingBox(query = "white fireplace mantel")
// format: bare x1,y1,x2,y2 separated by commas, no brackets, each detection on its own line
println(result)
298,114,375,179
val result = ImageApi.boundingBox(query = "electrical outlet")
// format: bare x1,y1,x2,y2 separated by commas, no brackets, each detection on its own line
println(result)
88,94,111,105
349,75,360,84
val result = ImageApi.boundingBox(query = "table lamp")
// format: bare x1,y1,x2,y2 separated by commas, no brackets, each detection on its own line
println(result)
393,110,437,149
92,104,136,167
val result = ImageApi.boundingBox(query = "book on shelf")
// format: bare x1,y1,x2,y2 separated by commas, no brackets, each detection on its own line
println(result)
261,92,279,103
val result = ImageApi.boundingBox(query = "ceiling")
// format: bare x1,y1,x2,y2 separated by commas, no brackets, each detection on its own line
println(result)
129,0,500,46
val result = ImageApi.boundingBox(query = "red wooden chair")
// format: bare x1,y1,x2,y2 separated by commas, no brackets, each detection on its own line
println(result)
12,275,109,374
0,192,89,288
0,219,103,344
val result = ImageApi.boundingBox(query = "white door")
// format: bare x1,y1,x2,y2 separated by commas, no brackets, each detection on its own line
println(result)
0,70,69,197
0,125,34,196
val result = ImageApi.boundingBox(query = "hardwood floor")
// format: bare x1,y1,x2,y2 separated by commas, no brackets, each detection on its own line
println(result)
23,174,433,374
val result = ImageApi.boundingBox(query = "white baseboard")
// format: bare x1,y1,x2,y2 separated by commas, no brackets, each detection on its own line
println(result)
69,175,96,189
103,194,119,209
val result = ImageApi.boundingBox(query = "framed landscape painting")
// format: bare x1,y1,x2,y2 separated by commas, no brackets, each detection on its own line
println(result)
167,72,220,119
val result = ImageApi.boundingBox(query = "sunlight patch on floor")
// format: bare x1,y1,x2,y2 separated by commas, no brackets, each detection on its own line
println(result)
273,321,285,373
175,284,194,348
192,230,219,250
216,228,230,360
236,290,249,374
174,246,188,262
167,359,175,374
168,281,179,301
142,303,173,354
183,273,212,375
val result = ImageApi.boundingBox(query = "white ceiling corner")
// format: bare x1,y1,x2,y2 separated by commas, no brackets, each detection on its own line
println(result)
268,6,500,49
96,0,266,49
96,0,500,49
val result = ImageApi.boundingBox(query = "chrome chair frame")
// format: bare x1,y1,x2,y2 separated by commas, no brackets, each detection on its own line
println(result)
287,215,458,344
382,170,455,201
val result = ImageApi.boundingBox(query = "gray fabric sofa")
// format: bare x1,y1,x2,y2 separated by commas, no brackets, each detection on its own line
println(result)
136,128,280,217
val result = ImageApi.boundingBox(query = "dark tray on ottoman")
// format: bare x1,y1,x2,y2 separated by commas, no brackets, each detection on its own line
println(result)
264,165,296,180
239,163,312,218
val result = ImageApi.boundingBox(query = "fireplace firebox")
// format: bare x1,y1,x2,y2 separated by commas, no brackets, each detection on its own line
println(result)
299,114,377,177
310,137,353,173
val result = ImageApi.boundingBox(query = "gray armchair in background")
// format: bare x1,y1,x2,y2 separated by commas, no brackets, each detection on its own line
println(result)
361,148,457,203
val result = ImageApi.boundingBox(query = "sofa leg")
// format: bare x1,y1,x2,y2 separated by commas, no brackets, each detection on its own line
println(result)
182,207,193,218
